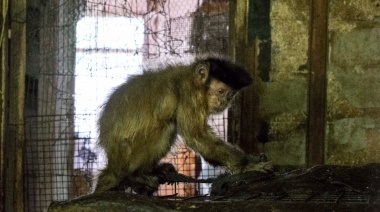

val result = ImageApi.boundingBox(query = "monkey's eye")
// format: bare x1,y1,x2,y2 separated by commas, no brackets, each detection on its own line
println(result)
218,89,225,94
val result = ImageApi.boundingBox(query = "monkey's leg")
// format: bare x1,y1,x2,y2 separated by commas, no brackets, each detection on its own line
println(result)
129,125,178,194
94,164,124,193
103,124,177,195
94,160,162,194
94,137,135,193
108,164,175,195
94,160,128,193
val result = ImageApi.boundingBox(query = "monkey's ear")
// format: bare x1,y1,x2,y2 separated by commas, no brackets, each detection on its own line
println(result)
194,64,209,85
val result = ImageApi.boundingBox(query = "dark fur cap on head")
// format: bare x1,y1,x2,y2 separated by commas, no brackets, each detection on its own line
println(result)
201,57,253,90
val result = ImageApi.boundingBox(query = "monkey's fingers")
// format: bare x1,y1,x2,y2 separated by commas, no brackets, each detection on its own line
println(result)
245,153,268,163
245,161,274,173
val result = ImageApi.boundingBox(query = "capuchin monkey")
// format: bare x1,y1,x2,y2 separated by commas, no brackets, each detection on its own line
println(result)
94,56,273,195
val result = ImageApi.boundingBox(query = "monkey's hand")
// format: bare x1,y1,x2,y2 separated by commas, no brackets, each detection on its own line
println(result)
240,154,274,173
243,161,274,173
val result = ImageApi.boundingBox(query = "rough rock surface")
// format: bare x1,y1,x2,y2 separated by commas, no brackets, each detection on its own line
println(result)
49,164,380,212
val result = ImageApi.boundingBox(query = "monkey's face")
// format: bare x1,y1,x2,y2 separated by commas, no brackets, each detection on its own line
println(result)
207,78,236,114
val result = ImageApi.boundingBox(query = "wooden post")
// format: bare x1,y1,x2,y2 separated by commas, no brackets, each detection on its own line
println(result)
307,0,328,166
0,0,10,209
229,0,270,153
4,0,27,211
229,0,254,151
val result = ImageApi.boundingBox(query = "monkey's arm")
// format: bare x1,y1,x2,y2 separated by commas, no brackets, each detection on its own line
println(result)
177,112,271,173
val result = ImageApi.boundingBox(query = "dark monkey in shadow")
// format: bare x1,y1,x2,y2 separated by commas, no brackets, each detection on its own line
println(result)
94,56,272,195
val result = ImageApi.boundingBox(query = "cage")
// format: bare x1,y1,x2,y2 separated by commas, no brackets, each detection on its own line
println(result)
22,0,234,211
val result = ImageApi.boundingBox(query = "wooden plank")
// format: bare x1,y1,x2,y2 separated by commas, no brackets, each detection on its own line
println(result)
229,0,258,153
0,1,10,210
4,0,26,211
228,0,248,147
306,0,328,166
229,0,270,153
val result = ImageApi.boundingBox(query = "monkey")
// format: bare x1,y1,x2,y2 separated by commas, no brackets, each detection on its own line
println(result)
94,56,273,195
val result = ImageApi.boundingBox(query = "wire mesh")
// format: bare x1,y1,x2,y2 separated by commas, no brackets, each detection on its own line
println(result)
24,0,231,211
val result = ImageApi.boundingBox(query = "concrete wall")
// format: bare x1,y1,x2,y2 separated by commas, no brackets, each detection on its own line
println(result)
326,0,380,165
256,0,380,166
257,0,309,166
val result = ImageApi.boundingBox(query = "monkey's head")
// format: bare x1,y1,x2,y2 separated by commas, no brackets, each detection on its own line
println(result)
194,57,253,114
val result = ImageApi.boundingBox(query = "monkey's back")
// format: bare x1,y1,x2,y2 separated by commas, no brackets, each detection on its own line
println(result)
97,67,194,158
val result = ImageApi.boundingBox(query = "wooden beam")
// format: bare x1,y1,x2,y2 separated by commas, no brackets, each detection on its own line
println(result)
229,0,259,153
229,0,270,153
0,0,10,209
4,0,26,211
228,0,249,147
306,0,328,166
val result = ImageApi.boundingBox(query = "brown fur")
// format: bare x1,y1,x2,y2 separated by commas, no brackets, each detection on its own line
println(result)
94,56,272,194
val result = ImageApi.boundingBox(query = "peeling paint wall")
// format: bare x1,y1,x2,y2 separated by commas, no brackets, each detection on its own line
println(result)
326,0,380,165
